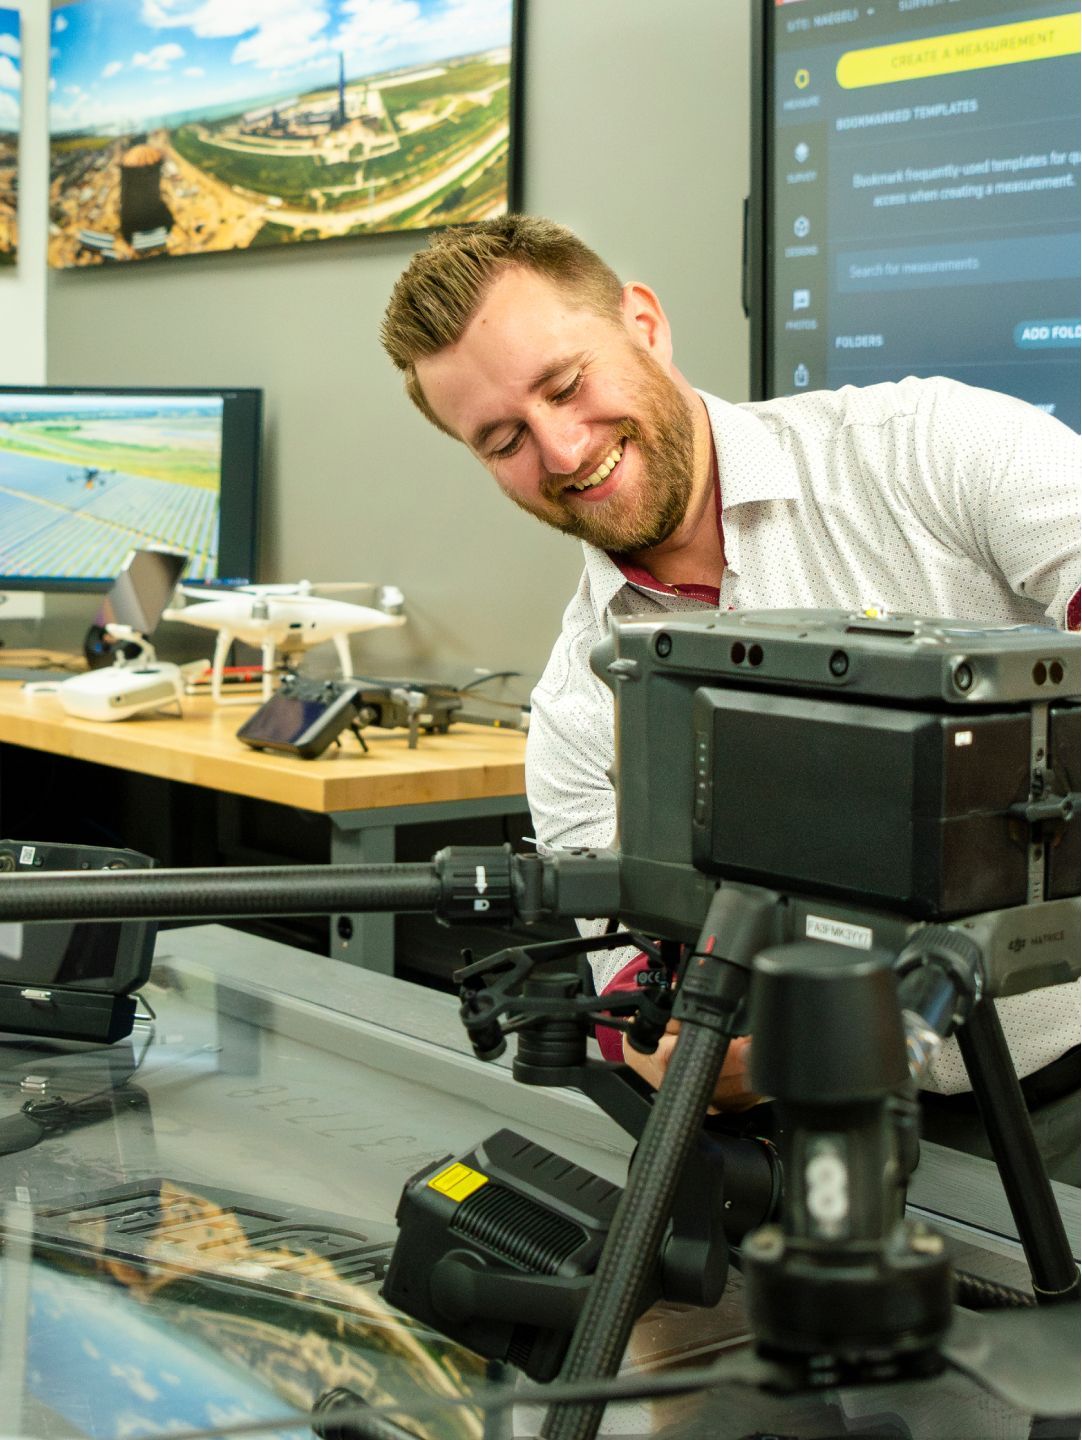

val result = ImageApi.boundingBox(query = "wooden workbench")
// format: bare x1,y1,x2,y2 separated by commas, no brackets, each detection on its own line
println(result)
0,684,526,812
0,680,529,971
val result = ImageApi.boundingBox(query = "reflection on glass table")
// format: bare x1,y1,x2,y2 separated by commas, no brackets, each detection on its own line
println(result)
0,925,1076,1440
14,1193,485,1440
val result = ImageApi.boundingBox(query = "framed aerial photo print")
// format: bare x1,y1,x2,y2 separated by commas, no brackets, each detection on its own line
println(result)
48,0,522,268
0,6,18,266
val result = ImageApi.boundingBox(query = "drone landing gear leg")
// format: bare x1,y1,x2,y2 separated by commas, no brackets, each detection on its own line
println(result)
333,633,353,683
956,999,1079,1302
261,639,277,701
539,884,775,1440
211,629,232,706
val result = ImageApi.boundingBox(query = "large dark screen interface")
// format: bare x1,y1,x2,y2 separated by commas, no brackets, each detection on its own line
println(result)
767,0,1080,429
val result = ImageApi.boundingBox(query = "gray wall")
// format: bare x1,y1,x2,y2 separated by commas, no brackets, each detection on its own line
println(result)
45,0,751,688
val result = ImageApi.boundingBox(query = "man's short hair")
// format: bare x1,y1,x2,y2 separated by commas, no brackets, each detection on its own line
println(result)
380,215,623,435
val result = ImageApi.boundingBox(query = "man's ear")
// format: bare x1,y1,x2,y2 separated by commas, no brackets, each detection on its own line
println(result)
620,282,674,364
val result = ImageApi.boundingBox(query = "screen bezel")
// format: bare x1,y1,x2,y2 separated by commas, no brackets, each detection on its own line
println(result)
746,3,771,403
0,383,262,592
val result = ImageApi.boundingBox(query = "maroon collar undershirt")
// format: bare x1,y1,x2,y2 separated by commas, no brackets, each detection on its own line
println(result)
610,442,724,605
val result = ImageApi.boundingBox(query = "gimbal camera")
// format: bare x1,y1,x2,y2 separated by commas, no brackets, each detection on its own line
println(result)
0,609,1078,1440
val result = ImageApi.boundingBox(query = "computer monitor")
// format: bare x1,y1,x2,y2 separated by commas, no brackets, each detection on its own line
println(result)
0,385,263,590
746,0,1080,431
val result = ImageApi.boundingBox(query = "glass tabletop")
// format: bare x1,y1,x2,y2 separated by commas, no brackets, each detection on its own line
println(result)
0,925,1073,1440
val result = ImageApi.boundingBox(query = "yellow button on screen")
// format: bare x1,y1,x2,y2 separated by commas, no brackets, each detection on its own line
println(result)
837,13,1080,90
427,1162,489,1203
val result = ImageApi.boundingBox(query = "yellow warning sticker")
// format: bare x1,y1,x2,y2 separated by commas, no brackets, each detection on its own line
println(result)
427,1162,489,1203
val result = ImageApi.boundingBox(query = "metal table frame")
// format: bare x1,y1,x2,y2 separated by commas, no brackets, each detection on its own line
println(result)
327,795,531,971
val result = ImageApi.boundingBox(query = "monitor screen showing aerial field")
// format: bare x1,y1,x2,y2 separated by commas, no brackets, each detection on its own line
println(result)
48,0,516,267
0,393,222,583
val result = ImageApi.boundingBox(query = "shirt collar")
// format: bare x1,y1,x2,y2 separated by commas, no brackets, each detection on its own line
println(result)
698,389,800,507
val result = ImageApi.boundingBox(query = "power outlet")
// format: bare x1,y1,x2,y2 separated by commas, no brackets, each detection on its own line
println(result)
0,591,45,621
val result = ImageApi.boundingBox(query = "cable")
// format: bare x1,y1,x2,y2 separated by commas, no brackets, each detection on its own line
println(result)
312,1387,423,1440
343,673,526,711
81,1352,763,1440
0,1000,157,1157
0,1006,155,1102
457,672,522,692
955,1270,1037,1310
457,696,530,712
0,654,82,673
135,992,158,1022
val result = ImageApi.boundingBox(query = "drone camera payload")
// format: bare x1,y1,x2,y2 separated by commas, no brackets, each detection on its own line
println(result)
385,1128,622,1381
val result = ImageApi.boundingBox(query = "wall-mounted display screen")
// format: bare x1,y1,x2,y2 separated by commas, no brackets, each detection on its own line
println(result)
47,0,523,267
748,0,1080,431
0,386,262,590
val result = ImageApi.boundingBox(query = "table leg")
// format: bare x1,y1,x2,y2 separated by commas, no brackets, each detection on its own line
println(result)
328,798,530,973
329,819,396,973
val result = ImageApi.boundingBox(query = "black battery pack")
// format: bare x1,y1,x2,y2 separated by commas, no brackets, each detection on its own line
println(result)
690,691,1077,917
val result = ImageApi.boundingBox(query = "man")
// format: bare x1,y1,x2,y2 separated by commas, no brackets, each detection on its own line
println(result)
382,214,1081,1179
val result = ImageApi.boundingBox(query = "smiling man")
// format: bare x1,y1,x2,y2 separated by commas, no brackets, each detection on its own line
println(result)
381,215,1081,1178
385,234,712,571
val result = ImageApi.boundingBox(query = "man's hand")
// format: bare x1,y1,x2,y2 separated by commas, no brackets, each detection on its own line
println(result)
621,1020,763,1111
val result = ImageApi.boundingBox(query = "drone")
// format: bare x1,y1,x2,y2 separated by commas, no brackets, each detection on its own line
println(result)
162,580,406,704
67,465,114,489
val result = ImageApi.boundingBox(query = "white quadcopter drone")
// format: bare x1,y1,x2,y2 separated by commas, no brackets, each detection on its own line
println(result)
163,580,406,704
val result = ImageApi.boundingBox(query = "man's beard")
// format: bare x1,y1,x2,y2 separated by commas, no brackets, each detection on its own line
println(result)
507,351,697,554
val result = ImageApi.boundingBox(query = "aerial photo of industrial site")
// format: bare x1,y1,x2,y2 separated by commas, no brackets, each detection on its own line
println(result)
0,393,220,580
48,0,515,266
0,7,19,265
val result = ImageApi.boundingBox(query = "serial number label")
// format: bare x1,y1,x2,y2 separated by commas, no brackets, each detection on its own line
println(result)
1007,930,1067,953
805,915,873,950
